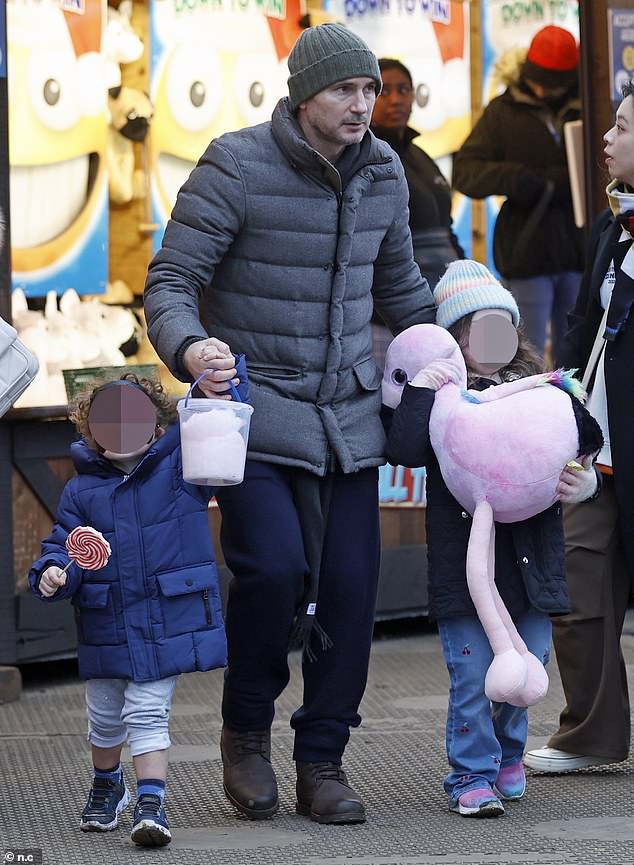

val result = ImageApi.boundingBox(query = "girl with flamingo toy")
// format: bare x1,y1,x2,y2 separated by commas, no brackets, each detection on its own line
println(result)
382,260,603,817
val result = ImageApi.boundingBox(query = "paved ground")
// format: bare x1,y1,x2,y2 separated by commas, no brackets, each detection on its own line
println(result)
1,619,634,865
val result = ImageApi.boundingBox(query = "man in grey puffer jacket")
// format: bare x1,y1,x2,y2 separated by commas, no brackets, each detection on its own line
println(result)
144,22,435,825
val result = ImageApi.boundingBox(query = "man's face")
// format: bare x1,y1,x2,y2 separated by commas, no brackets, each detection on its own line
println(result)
604,94,634,188
524,78,570,104
296,76,377,163
462,309,518,376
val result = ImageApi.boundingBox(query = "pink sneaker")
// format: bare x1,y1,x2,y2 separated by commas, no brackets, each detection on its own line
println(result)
449,787,504,817
494,762,526,800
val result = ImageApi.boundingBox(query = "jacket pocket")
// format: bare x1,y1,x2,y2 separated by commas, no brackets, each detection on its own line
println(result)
155,565,219,638
248,362,302,380
72,583,117,646
352,357,382,392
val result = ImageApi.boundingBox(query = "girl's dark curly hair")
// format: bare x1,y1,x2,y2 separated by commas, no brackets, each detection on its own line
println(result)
448,313,545,385
70,373,178,450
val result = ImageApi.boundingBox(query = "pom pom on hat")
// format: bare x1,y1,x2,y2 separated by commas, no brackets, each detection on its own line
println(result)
434,260,521,330
287,23,381,110
523,25,579,89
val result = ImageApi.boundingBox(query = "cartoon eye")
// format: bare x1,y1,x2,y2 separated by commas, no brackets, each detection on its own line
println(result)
28,49,81,131
165,43,223,132
234,55,286,126
414,82,430,109
391,368,408,385
403,53,447,132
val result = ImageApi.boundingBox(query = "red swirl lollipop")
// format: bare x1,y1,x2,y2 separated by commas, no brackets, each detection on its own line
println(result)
60,526,111,579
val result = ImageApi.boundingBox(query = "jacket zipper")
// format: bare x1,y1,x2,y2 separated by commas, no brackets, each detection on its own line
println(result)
75,607,84,643
202,589,213,625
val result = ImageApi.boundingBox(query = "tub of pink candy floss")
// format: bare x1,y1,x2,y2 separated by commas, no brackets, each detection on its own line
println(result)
177,375,253,486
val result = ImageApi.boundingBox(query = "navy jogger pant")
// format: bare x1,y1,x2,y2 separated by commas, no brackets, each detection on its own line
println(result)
216,459,381,764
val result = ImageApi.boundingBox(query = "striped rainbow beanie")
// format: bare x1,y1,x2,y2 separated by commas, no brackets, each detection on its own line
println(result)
434,259,521,329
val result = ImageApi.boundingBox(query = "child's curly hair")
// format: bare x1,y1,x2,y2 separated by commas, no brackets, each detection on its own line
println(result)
70,373,178,450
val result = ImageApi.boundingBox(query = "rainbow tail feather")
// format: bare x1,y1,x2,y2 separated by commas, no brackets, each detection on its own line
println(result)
538,368,587,402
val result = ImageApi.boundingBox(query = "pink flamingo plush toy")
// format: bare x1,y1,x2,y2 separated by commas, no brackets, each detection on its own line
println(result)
383,322,599,707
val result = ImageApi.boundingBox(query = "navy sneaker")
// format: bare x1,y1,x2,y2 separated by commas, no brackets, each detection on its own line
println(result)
130,793,172,847
80,774,130,832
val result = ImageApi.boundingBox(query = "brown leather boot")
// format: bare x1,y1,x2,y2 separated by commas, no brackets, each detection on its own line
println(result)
220,727,279,819
295,761,366,824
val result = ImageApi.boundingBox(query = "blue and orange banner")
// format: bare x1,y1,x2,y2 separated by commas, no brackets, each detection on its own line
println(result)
379,464,427,506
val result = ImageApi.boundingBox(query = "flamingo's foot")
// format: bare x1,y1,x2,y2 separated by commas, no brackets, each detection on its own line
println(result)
507,652,549,707
484,650,527,703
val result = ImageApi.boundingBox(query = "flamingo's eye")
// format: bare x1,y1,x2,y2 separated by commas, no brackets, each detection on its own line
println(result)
391,368,408,385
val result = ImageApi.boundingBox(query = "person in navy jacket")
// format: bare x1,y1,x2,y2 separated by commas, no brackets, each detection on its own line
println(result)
29,365,248,847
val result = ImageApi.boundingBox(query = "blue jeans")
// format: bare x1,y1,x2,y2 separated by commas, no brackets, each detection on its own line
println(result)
506,272,581,360
437,608,551,803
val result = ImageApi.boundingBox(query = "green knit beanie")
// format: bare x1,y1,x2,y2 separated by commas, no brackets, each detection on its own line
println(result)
287,23,382,110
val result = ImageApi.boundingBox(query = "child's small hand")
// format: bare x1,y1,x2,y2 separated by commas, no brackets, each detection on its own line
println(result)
39,566,66,597
557,455,598,503
411,358,462,391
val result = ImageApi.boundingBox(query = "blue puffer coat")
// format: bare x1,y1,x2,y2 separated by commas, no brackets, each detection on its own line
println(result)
28,423,226,682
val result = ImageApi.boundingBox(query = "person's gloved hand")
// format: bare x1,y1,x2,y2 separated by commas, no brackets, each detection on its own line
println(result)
557,455,599,503
39,566,66,598
543,165,571,202
410,357,463,391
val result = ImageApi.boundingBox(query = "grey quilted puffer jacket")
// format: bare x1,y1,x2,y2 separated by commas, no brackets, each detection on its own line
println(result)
145,97,435,476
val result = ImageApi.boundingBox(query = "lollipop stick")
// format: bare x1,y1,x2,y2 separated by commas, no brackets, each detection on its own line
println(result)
58,559,73,583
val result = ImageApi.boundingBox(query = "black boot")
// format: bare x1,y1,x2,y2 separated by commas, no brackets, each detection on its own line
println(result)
220,727,279,819
296,761,366,824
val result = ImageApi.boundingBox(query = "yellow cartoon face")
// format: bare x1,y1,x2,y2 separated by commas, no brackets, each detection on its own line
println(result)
150,8,291,225
331,2,471,159
7,0,107,273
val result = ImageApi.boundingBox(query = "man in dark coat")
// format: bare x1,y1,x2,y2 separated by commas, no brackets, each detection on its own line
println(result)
524,79,634,773
452,25,584,360
144,23,435,824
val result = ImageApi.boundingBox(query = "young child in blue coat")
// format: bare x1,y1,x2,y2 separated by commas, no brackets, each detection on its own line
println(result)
29,360,247,846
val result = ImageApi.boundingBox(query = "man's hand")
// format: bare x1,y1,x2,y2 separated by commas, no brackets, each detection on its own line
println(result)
183,338,239,399
39,566,66,598
557,455,599,504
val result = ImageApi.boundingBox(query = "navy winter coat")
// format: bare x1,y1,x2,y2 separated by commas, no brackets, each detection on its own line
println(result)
28,424,226,682
558,209,634,575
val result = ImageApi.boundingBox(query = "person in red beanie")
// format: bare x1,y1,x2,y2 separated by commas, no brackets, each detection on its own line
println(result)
453,25,583,363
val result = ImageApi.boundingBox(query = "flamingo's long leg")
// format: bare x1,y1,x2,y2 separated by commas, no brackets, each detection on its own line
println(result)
467,500,528,703
466,500,513,654
487,515,549,707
